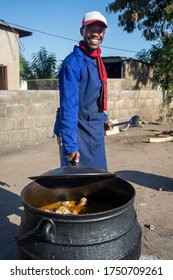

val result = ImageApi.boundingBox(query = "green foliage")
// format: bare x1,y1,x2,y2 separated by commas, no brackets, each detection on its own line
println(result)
152,35,173,105
106,0,173,40
135,49,153,64
135,35,173,106
29,47,58,79
107,1,173,108
20,47,58,80
19,52,32,80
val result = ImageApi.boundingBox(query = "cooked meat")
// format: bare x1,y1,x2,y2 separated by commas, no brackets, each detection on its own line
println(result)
63,201,76,207
55,206,72,214
77,197,88,206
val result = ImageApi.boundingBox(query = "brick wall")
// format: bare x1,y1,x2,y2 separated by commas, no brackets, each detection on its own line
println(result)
0,90,59,151
107,80,163,121
0,86,163,152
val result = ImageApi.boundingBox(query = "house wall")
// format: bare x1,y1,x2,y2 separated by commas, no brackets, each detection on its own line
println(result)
0,27,20,90
103,58,155,90
0,86,163,152
124,60,154,90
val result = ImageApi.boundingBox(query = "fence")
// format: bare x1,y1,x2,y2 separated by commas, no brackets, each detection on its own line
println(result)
0,85,163,151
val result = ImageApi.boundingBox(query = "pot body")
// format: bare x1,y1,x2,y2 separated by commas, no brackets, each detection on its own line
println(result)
16,177,141,260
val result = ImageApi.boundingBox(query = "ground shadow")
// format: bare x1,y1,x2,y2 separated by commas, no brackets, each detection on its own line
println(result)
115,170,173,192
0,183,23,260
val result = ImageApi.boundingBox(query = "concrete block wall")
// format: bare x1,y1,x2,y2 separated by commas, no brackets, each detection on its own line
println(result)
0,85,163,151
107,80,163,122
0,90,59,151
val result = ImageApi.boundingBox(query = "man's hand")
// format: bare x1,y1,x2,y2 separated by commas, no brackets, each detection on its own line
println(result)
104,120,113,131
68,151,80,165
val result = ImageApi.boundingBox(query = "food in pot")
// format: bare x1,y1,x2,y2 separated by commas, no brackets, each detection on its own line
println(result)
38,197,114,215
55,206,73,214
76,197,87,206
39,197,88,215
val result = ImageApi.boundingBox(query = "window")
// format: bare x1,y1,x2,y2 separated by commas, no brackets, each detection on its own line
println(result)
104,62,123,78
0,64,8,89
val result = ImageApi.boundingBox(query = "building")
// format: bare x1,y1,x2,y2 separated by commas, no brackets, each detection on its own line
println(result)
0,20,32,90
102,56,155,90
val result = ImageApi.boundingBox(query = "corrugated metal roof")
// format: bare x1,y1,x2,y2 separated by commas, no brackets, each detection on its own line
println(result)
102,56,152,66
0,19,32,38
102,56,130,61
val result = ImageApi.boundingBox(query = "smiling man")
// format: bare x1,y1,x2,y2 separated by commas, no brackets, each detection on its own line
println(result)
54,11,113,169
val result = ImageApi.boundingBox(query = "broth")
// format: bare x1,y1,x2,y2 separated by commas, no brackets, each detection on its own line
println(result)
38,198,114,215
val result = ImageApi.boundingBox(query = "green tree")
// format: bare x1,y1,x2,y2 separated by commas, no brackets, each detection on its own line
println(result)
106,1,173,108
151,35,173,108
29,47,58,79
19,52,32,80
106,0,173,40
136,35,173,107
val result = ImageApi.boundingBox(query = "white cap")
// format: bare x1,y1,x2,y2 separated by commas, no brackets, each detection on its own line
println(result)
82,11,108,28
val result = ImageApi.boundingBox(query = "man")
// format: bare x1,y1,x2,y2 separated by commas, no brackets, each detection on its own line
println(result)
54,11,112,170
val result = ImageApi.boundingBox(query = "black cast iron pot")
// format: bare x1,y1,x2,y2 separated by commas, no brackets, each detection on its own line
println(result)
15,166,141,260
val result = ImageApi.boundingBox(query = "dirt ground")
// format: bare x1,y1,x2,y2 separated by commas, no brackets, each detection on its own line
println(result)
0,122,173,260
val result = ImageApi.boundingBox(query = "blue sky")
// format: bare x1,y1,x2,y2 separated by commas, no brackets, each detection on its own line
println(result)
1,0,156,64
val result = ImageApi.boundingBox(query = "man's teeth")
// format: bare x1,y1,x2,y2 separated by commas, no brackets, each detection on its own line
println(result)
90,39,98,43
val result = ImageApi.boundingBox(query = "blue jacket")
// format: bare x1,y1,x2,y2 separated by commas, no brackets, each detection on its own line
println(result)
54,45,108,169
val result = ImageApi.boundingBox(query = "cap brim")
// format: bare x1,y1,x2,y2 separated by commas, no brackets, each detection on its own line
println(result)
82,19,108,28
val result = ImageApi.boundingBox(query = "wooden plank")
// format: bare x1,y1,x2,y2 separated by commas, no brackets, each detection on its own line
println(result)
148,136,173,143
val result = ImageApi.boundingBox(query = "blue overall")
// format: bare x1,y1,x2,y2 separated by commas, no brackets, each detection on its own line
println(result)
54,46,108,170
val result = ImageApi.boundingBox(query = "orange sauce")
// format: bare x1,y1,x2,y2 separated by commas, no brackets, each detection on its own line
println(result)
38,199,114,215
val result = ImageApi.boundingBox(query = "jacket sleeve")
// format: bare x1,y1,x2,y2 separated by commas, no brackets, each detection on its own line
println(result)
59,62,80,155
104,112,108,122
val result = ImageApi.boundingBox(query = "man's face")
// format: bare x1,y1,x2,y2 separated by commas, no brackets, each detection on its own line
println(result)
81,22,106,51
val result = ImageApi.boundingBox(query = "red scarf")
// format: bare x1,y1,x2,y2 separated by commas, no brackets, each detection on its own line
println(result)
79,40,108,111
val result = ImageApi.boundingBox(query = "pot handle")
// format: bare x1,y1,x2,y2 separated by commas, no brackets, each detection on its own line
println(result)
14,218,55,243
42,220,55,243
